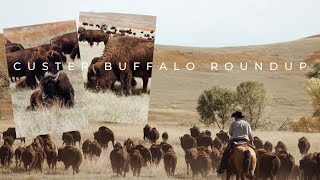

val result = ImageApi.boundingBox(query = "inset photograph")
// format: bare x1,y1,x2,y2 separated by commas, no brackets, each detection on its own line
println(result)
3,21,88,137
79,12,156,124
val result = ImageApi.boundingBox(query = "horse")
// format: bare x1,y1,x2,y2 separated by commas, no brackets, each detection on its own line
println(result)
226,145,256,180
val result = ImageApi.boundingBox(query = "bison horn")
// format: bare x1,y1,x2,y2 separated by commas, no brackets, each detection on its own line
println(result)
92,65,97,75
53,71,60,82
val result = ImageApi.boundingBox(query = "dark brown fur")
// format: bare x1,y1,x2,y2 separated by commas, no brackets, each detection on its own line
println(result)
93,126,115,149
57,145,83,174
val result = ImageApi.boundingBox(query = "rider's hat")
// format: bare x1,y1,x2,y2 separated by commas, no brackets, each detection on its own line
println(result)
231,111,245,118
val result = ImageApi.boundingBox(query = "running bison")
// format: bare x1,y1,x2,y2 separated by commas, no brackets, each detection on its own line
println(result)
298,136,310,155
86,36,153,95
27,72,74,110
255,149,281,179
58,146,83,174
110,143,130,177
93,126,115,149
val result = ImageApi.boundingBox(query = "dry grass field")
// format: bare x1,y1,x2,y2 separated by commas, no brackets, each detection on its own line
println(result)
3,21,88,137
149,36,320,129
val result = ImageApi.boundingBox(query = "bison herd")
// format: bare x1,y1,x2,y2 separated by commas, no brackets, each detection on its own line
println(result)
79,23,155,95
0,125,319,178
5,31,79,110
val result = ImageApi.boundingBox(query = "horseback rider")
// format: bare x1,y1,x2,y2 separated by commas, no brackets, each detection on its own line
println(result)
216,111,253,174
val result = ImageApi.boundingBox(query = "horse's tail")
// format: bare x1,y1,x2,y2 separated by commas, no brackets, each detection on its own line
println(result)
243,150,254,179
271,156,280,177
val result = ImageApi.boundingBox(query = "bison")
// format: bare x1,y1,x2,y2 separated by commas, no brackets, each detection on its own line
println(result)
264,141,273,153
50,32,80,60
5,43,24,54
86,36,153,95
164,148,177,177
149,128,159,143
44,145,57,169
197,150,212,178
7,47,62,88
62,131,81,146
185,148,200,177
143,124,151,141
189,126,200,138
255,149,281,179
27,72,74,110
57,145,82,174
274,149,295,180
22,145,37,172
130,149,143,177
78,29,109,46
212,137,223,151
162,132,169,142
2,127,25,144
15,146,26,167
93,126,115,149
110,143,130,177
0,141,14,168
298,136,310,155
253,136,264,149
275,141,288,152
299,153,317,180
216,130,229,144
150,143,163,166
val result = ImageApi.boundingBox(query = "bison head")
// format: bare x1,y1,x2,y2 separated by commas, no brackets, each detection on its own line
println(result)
39,72,61,99
86,61,117,91
47,50,63,74
78,27,86,34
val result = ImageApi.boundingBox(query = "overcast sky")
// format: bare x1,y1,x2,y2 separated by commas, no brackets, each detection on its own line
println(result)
0,0,319,47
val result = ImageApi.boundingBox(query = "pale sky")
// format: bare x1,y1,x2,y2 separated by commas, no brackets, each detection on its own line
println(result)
0,0,319,47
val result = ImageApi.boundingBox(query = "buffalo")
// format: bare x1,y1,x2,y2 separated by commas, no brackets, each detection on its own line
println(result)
0,141,14,167
299,153,317,180
255,149,281,179
86,36,153,95
50,32,80,60
22,145,37,172
44,145,57,169
78,29,109,46
15,146,26,167
216,130,229,144
150,143,163,165
7,47,62,88
143,124,151,141
264,141,273,153
130,149,143,177
162,132,169,142
110,143,130,177
58,145,83,174
275,141,288,152
298,136,310,155
253,136,264,149
2,127,25,144
27,72,74,110
164,148,177,177
5,43,24,54
274,149,295,180
93,126,115,149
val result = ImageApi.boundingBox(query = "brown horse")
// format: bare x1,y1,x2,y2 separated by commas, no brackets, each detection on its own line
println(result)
227,145,256,180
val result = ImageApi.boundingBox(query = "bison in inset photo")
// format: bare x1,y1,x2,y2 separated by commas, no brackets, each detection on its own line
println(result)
82,22,88,26
2,127,25,144
86,36,154,95
57,145,82,175
5,43,24,54
7,47,62,88
50,32,80,60
78,29,109,46
298,136,310,155
27,72,75,110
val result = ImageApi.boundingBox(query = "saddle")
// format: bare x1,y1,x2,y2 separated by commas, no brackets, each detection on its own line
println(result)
229,139,256,153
